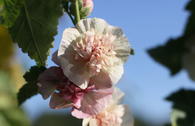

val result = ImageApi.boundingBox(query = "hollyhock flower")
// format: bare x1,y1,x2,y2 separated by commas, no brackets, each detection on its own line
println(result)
37,66,113,118
55,18,131,89
82,88,134,126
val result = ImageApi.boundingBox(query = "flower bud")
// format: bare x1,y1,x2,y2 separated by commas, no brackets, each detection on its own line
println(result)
80,0,94,17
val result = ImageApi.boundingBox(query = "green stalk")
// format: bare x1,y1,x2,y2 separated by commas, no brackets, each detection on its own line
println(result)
75,0,80,23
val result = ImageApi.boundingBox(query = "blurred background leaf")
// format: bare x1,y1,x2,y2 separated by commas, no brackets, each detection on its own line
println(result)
166,89,195,126
0,26,13,70
147,37,186,75
0,22,30,126
0,64,30,126
147,0,195,77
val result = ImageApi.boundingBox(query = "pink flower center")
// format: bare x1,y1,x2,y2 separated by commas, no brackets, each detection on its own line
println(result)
73,31,116,75
56,83,95,108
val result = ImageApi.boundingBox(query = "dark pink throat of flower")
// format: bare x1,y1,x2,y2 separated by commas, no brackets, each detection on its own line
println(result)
56,83,95,108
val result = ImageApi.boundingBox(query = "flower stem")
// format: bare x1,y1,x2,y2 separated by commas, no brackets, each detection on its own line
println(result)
75,0,80,24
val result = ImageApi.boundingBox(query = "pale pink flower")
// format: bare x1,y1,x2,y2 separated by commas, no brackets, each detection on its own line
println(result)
82,88,134,126
37,66,113,118
55,18,131,89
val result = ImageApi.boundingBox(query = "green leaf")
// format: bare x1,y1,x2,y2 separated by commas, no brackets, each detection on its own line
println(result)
147,0,195,76
17,83,38,106
147,37,186,75
23,66,46,82
185,0,195,11
17,66,46,105
0,0,24,27
166,89,195,126
184,0,195,37
184,12,195,37
9,0,63,65
130,48,135,55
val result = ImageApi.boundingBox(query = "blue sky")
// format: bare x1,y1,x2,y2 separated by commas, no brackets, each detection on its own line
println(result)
20,0,195,125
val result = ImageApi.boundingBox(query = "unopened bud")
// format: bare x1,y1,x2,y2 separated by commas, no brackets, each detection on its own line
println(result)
81,0,94,17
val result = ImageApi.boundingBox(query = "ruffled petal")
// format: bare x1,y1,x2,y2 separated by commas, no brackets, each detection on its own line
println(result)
82,118,98,126
107,26,131,62
107,64,124,85
121,105,134,126
72,88,113,119
82,118,91,126
114,37,131,63
59,56,90,89
82,89,134,126
37,67,66,99
112,88,125,104
58,28,90,88
49,93,73,109
89,71,112,89
82,105,134,126
76,18,108,34
72,109,91,119
52,50,60,66
58,28,81,56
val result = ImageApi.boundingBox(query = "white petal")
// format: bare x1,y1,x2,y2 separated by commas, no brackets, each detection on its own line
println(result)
104,25,131,63
58,28,80,56
114,38,131,63
52,50,60,66
107,64,124,84
77,18,109,34
82,118,91,126
107,25,124,38
82,118,97,126
111,27,131,62
112,88,125,104
59,57,90,89
58,28,90,88
121,105,134,126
